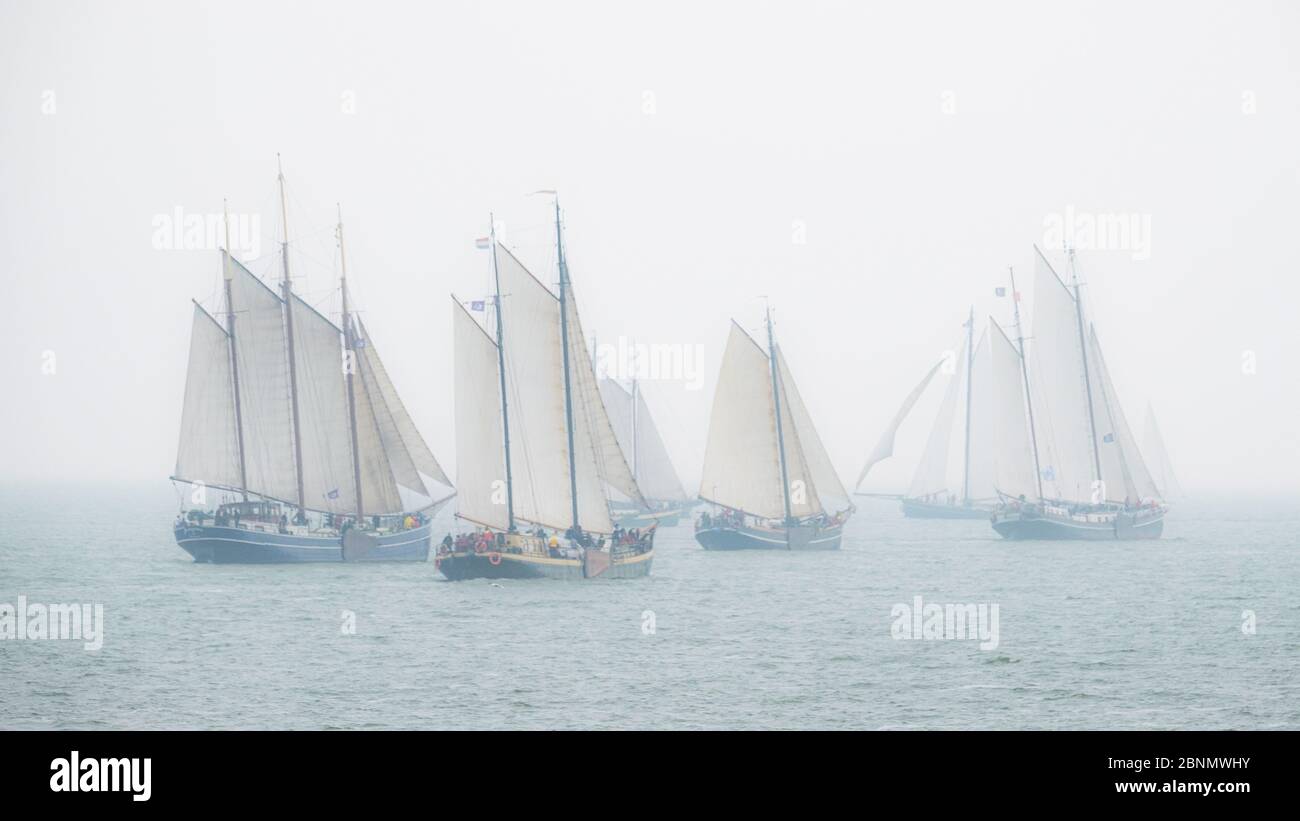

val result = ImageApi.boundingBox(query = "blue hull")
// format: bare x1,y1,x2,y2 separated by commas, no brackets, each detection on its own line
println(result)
695,522,843,551
174,522,431,563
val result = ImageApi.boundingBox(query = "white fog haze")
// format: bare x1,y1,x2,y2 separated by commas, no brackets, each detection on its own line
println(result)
2,0,1298,498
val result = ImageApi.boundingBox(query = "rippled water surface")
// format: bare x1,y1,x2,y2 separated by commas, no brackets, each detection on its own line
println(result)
2,482,1297,729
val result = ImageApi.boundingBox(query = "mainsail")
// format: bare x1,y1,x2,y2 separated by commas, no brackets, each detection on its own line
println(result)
1086,325,1160,502
699,320,847,520
486,243,643,534
983,319,1039,500
598,378,689,504
174,250,449,516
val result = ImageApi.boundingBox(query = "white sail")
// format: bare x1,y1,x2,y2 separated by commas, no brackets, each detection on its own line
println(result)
1029,247,1096,502
452,298,509,529
859,357,946,489
909,335,972,496
174,303,242,490
960,328,996,502
776,347,850,515
1142,404,1182,499
494,244,632,534
986,319,1039,500
598,378,689,504
288,294,354,514
357,315,452,493
562,280,648,517
225,253,299,504
1087,326,1160,502
698,322,786,519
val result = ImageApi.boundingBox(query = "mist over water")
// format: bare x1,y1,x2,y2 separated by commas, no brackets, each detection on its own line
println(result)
3,482,1295,730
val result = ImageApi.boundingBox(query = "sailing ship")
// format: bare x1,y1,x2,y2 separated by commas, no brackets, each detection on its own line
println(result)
856,307,994,519
598,375,693,528
436,200,655,580
989,247,1166,540
694,309,853,550
171,160,453,563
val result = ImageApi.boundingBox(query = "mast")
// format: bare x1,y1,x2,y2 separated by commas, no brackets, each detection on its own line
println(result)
630,342,639,484
277,154,308,518
766,306,794,524
1009,266,1044,500
222,200,249,501
489,215,516,530
555,196,582,532
337,205,364,523
1068,247,1105,494
961,305,973,504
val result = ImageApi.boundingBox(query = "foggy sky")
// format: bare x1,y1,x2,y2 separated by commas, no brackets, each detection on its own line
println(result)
1,0,1298,497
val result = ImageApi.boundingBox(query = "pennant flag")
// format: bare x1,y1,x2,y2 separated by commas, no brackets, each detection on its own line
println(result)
470,300,485,312
995,287,1006,297
475,237,491,249
1102,432,1115,443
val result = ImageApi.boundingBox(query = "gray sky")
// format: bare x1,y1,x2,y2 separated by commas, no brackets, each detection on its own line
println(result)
1,0,1297,496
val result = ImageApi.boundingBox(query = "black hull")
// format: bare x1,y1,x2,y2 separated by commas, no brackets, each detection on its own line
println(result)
694,522,842,551
991,508,1165,540
900,499,991,520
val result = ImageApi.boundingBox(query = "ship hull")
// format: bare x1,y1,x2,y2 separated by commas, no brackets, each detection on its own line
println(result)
173,522,432,563
694,522,843,551
991,508,1165,540
613,504,691,529
900,498,992,519
435,547,653,581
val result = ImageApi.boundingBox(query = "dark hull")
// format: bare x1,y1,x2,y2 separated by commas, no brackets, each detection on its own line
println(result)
695,522,842,551
900,499,992,519
991,508,1165,540
435,548,653,581
174,522,432,563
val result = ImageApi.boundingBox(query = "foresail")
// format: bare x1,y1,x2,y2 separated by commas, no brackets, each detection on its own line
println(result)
452,298,508,529
175,303,242,490
357,315,452,493
1087,326,1160,502
698,322,785,519
860,356,946,489
777,347,849,515
563,280,647,524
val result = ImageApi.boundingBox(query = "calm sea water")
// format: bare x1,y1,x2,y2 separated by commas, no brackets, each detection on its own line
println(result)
1,481,1297,730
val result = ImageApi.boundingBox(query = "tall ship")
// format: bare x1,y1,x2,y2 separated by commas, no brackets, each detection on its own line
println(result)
436,200,655,580
856,307,994,519
989,247,1166,540
171,161,453,562
694,310,853,550
598,374,693,528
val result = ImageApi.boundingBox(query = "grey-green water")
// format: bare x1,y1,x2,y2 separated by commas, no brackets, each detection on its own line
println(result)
1,482,1297,729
